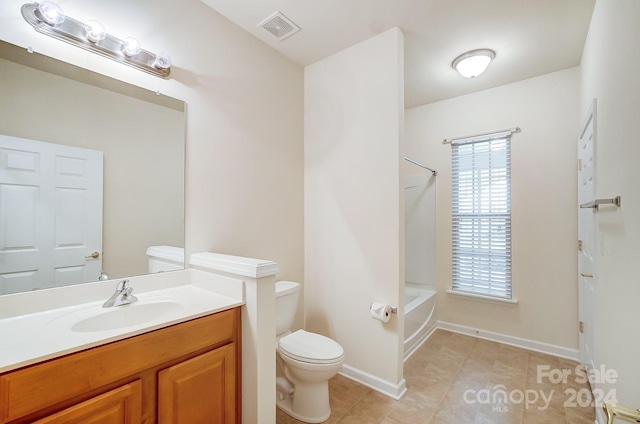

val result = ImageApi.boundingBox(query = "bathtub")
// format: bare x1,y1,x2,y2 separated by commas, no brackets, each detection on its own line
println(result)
404,283,437,360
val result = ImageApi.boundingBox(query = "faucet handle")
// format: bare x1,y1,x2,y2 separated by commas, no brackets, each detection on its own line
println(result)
102,279,137,308
119,280,138,304
117,279,130,291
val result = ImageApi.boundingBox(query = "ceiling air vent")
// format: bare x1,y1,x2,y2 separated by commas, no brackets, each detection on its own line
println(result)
258,11,300,41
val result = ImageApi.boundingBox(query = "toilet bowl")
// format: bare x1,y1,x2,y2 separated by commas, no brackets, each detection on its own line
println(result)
275,281,345,423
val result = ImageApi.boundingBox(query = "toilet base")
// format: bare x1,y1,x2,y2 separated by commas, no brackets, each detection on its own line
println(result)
277,396,331,424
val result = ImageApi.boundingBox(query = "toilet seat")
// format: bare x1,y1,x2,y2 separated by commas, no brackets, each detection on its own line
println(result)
278,330,344,364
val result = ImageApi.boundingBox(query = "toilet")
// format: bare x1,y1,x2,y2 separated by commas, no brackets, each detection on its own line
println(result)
275,281,345,423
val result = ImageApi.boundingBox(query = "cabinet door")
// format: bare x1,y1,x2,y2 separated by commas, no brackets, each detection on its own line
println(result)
158,344,237,424
33,380,142,424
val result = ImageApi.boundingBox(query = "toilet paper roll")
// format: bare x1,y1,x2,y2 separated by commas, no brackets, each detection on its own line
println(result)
370,303,392,323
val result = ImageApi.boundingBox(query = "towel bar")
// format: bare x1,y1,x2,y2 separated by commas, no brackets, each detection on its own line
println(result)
580,196,621,210
604,402,640,424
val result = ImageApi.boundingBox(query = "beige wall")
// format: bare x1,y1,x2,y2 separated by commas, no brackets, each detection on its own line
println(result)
0,57,184,280
580,0,640,412
0,0,305,286
304,28,404,387
405,67,580,349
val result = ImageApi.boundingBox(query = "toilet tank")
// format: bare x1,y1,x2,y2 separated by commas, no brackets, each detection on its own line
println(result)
275,281,300,337
146,246,185,273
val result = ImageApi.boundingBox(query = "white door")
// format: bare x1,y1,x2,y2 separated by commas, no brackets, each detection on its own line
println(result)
577,100,596,370
0,135,103,293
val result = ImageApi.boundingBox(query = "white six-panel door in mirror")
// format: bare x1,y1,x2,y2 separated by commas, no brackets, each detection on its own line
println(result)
0,135,103,294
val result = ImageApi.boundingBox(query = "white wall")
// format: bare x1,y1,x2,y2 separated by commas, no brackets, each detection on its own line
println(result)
0,0,304,285
404,174,437,287
304,28,405,389
580,0,640,413
405,67,580,349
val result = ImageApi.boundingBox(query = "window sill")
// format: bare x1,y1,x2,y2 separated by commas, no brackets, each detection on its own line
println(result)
446,289,518,305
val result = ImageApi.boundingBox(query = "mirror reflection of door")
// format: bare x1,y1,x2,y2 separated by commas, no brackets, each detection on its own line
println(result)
0,134,103,294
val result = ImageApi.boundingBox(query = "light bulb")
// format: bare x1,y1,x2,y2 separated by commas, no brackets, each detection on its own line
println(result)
85,20,106,42
154,51,171,69
122,37,142,56
38,1,65,26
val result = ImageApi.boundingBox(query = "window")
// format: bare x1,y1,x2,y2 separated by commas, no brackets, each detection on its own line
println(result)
450,132,511,299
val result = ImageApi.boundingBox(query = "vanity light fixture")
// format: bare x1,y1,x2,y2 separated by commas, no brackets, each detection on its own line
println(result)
154,51,172,70
84,20,106,43
122,37,142,57
37,1,64,26
452,49,495,79
21,2,171,78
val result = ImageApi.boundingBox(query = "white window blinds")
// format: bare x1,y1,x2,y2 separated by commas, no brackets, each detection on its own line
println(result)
451,133,512,299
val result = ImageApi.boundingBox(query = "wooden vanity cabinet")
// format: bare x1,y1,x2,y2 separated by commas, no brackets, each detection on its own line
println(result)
0,307,241,424
32,381,143,424
158,344,236,423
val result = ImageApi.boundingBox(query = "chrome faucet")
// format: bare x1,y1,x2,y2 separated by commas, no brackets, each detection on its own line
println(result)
102,279,138,308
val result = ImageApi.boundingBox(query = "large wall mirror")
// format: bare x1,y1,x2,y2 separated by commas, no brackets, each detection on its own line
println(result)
0,40,185,295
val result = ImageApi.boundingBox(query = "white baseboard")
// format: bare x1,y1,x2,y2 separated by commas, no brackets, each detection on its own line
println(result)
339,364,407,400
437,321,580,361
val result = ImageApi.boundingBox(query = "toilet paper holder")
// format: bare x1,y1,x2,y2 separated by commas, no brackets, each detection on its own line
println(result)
369,303,397,314
369,303,397,323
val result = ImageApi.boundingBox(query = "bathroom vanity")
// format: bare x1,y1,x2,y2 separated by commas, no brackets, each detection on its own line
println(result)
0,270,244,424
0,308,240,424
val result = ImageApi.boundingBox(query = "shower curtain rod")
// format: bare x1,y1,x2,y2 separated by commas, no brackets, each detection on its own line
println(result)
404,157,437,176
442,126,521,145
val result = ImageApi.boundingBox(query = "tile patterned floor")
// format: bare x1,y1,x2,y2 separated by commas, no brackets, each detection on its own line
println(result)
276,330,596,424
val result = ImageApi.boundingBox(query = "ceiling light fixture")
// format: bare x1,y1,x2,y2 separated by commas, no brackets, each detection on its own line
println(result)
452,49,496,79
21,2,171,78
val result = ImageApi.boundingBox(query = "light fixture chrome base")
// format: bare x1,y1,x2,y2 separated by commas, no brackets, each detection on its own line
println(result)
21,2,170,78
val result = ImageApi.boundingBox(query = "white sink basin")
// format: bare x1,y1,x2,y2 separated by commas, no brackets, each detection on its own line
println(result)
46,299,187,333
71,301,186,333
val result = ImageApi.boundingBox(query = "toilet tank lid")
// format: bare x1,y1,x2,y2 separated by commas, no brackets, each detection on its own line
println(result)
275,280,300,297
278,330,344,363
145,246,185,262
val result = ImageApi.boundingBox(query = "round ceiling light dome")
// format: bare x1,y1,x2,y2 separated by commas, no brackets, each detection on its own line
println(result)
452,49,496,78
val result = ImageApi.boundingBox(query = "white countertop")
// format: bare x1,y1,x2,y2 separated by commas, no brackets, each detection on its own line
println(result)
0,269,244,373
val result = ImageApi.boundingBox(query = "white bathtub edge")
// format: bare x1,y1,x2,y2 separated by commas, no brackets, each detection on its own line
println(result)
404,323,438,362
339,364,407,400
437,321,581,361
403,284,437,359
405,288,436,314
